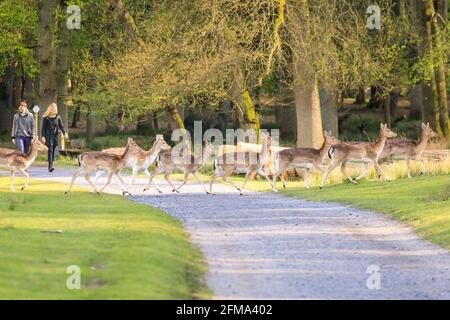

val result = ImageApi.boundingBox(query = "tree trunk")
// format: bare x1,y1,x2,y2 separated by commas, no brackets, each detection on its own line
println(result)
240,90,260,140
294,65,323,148
383,96,391,127
367,86,382,109
355,86,366,105
0,64,22,134
55,1,70,130
416,0,443,135
86,111,96,142
389,89,400,119
167,105,185,129
320,87,338,137
409,85,423,119
432,0,449,137
37,0,58,113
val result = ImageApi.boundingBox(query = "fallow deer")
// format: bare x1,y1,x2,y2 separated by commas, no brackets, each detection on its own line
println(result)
272,131,339,190
209,132,273,195
95,134,171,186
0,137,48,191
379,122,438,178
65,138,139,195
320,123,397,188
145,140,215,194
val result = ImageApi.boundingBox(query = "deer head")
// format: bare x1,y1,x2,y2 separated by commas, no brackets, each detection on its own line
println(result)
323,130,339,145
32,136,48,152
380,123,397,138
421,122,438,138
155,134,171,150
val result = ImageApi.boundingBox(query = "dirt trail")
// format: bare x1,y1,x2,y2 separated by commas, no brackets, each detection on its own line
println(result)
17,167,450,299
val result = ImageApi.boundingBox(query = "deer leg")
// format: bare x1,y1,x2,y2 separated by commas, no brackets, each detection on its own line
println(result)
144,166,165,192
416,155,426,175
355,163,369,180
257,168,276,191
373,160,388,182
164,171,178,193
320,160,341,189
406,156,412,178
240,169,256,195
209,173,219,194
65,167,84,194
128,167,138,187
115,172,131,195
304,169,310,189
9,170,15,192
193,171,209,194
98,172,113,193
341,160,357,184
175,171,190,192
18,168,29,191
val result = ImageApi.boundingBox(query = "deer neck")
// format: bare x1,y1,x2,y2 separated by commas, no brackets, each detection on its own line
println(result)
415,130,429,152
318,139,330,161
201,147,213,164
25,143,39,164
374,132,387,155
259,139,270,163
146,142,162,158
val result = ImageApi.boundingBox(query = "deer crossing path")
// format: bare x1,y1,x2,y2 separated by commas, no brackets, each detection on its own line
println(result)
23,166,450,299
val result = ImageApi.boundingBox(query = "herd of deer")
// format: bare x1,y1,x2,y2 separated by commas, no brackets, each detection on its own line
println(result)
0,122,438,195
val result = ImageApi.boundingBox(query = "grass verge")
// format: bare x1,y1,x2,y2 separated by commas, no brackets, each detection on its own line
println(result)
0,177,210,299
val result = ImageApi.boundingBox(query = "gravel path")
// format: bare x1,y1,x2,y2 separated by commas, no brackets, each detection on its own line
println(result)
13,166,450,299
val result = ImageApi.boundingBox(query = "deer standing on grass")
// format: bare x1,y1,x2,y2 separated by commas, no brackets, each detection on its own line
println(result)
0,137,48,191
144,140,215,194
65,138,139,195
379,122,437,178
320,123,397,188
272,131,338,191
209,132,273,195
95,134,171,186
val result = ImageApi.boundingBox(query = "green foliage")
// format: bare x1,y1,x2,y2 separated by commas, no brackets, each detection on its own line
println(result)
0,0,38,77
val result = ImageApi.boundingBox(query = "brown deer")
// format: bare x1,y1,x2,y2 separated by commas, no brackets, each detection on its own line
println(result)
272,131,339,190
379,122,438,178
65,138,140,195
209,132,273,195
144,140,215,194
95,134,171,186
320,123,397,188
0,137,48,191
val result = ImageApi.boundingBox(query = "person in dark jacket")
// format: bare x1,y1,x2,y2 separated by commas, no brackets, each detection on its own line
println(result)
41,103,69,172
11,100,35,153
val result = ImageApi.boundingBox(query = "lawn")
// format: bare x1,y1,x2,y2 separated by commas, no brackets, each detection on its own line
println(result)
233,174,450,249
0,177,209,299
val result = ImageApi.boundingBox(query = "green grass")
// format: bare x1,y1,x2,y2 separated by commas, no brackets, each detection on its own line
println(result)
233,174,450,250
0,177,209,299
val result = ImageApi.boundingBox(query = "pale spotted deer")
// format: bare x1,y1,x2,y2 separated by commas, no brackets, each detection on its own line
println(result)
379,122,438,178
209,132,273,195
145,140,215,194
0,137,48,191
95,134,171,186
272,131,339,190
320,123,397,188
65,138,139,195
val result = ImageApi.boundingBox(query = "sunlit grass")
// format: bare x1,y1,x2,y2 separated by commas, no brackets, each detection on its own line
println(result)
0,177,209,299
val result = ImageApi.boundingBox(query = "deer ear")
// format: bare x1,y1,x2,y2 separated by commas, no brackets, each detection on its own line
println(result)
426,122,430,129
380,123,384,129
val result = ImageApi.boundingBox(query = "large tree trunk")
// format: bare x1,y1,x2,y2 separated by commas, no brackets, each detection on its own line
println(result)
432,0,449,137
0,64,22,134
415,0,442,135
389,89,400,119
409,85,423,119
320,87,338,137
37,0,58,116
355,86,366,105
294,65,323,148
55,0,70,130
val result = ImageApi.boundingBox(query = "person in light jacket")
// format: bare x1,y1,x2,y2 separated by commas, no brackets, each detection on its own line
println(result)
41,103,69,172
11,100,36,154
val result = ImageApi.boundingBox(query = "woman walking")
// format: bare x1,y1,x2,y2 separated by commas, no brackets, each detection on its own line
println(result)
11,100,35,153
41,103,68,172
